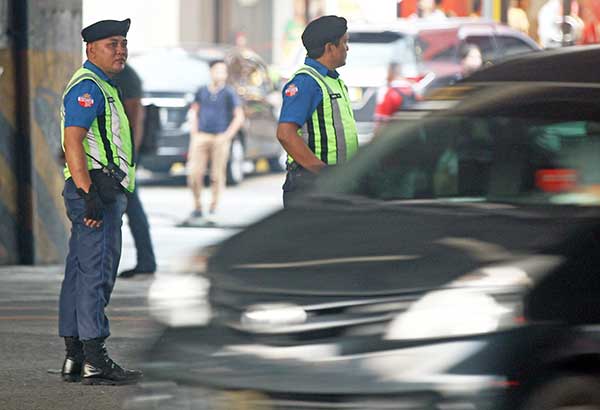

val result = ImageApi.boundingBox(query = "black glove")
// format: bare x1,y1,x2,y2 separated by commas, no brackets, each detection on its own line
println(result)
76,184,105,221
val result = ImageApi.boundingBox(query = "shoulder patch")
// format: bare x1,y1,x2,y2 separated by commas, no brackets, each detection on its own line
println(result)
77,93,94,108
285,83,299,97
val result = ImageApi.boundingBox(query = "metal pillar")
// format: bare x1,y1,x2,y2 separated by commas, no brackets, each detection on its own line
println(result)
12,0,33,264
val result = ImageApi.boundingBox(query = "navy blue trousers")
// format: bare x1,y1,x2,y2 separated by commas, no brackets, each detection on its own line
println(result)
125,188,156,271
59,178,128,341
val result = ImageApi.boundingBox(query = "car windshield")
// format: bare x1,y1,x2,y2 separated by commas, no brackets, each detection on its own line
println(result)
415,29,461,63
128,50,210,93
346,32,416,68
323,113,600,207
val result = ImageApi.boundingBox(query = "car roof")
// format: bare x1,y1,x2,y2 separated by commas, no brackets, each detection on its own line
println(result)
393,82,600,123
463,45,600,84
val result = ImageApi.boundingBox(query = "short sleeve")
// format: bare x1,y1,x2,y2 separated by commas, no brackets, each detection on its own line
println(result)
278,74,323,127
228,87,241,108
63,80,105,129
114,65,142,99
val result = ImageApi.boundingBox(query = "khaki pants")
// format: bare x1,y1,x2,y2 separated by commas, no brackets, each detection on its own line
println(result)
187,131,232,212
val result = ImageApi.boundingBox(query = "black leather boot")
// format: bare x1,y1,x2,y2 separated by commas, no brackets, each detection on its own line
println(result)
81,337,142,385
61,337,84,382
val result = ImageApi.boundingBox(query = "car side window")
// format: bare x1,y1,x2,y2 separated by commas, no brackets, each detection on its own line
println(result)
496,36,536,58
354,118,494,200
463,36,497,62
416,29,460,63
344,112,600,205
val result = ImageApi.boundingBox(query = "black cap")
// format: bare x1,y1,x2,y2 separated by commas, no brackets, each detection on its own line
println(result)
81,18,131,43
301,15,347,52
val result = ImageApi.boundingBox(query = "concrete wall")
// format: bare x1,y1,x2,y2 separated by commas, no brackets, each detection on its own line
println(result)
0,0,82,265
83,0,180,53
229,0,274,61
25,0,81,264
179,0,216,47
0,0,19,264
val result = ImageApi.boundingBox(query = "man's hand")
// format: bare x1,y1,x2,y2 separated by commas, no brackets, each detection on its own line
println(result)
76,184,104,228
276,122,326,174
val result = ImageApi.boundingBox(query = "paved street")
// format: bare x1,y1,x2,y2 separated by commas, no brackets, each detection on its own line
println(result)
0,173,284,410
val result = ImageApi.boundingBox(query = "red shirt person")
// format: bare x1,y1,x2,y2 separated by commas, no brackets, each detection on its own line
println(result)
374,62,415,124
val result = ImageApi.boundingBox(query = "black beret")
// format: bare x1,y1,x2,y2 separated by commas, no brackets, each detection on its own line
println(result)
81,18,131,43
301,15,347,51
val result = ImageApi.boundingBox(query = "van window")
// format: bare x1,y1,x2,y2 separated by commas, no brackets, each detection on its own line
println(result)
347,32,415,68
496,36,536,58
416,29,460,62
464,36,497,62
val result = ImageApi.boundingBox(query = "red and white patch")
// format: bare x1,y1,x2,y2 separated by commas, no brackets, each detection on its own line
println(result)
77,93,94,108
285,84,299,97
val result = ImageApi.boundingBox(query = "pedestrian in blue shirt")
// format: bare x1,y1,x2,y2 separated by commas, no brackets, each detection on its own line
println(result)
187,60,245,220
277,15,359,208
59,18,141,386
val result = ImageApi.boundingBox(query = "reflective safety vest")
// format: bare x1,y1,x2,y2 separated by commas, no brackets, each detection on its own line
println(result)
61,67,136,192
289,65,359,165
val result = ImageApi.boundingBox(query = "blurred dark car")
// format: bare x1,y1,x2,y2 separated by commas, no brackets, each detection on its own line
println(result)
335,18,540,143
129,47,284,185
131,47,600,410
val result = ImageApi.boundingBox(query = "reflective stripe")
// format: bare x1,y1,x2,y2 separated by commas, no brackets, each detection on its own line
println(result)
295,66,351,164
106,98,132,189
86,129,103,169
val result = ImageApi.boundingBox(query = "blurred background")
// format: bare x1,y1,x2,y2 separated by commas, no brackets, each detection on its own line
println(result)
3,0,599,266
3,2,600,409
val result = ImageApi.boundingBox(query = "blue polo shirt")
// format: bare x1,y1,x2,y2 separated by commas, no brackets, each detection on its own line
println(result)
63,61,115,129
278,57,340,127
195,85,241,134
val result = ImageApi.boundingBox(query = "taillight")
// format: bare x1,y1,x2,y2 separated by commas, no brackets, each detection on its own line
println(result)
535,169,578,192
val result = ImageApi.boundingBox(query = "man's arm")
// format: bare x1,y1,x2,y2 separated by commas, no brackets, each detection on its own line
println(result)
189,102,200,134
63,126,102,228
276,122,326,174
123,98,145,154
223,106,245,140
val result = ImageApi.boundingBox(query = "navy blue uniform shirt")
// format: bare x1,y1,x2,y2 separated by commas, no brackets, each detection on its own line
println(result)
278,57,340,127
63,61,115,129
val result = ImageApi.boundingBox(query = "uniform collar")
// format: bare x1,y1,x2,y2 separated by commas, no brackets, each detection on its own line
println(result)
83,60,114,84
305,57,339,79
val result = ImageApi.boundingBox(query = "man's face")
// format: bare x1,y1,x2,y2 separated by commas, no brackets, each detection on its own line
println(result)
87,35,128,76
330,32,349,68
210,62,228,84
462,48,483,75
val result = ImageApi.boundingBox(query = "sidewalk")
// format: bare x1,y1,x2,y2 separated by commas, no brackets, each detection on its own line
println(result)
0,265,160,410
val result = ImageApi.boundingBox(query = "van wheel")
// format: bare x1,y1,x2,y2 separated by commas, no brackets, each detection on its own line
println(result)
521,375,600,410
226,137,245,186
268,151,287,173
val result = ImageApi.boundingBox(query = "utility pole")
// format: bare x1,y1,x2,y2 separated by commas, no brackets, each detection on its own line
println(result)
12,0,34,264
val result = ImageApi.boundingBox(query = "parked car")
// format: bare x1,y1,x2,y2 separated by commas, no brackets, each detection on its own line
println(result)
128,46,600,410
292,18,540,144
129,47,285,185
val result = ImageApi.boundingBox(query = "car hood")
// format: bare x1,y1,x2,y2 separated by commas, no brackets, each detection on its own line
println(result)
207,201,599,296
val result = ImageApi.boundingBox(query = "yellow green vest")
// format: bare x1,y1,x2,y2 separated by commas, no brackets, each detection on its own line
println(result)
61,67,135,192
288,65,359,165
